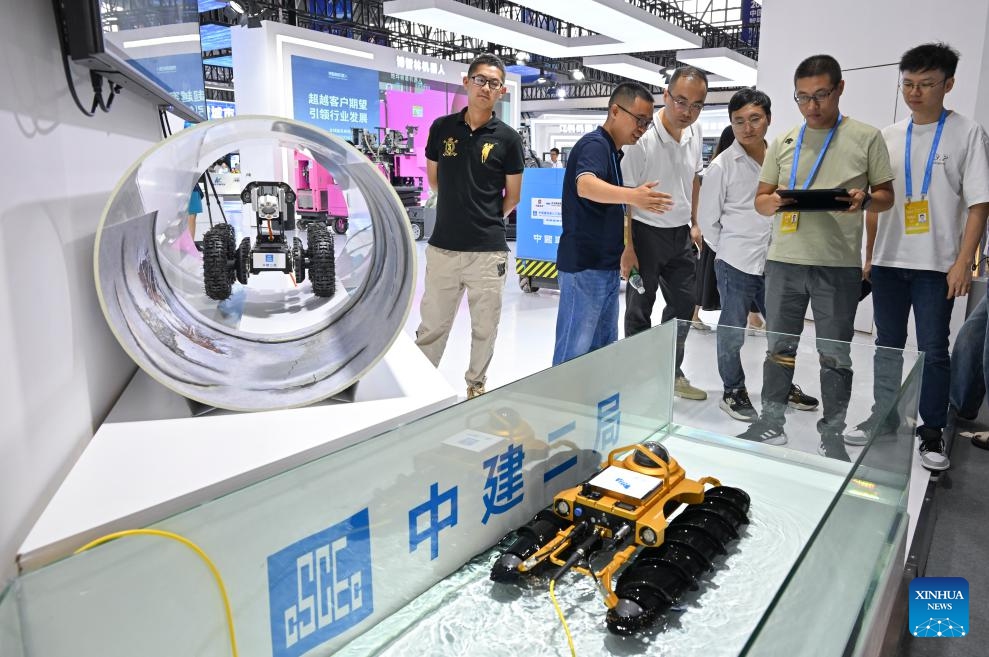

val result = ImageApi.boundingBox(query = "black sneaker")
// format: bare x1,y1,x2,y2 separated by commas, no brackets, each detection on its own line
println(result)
738,421,787,446
917,425,949,471
817,434,851,462
720,389,757,422
787,384,819,411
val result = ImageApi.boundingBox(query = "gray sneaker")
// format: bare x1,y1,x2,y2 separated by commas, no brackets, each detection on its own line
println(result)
918,426,949,471
818,434,851,462
738,421,787,446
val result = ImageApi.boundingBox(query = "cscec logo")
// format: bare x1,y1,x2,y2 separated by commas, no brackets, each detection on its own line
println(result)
909,577,968,638
267,509,374,657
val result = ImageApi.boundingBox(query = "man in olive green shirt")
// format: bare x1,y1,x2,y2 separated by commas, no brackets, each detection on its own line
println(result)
740,54,895,459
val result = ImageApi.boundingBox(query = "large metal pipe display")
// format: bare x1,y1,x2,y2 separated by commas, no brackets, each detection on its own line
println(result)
94,116,416,411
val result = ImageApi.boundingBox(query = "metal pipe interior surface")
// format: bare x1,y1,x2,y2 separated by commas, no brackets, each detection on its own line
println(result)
94,116,416,411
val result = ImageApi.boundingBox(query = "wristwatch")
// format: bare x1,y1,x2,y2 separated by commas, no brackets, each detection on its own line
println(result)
861,191,872,211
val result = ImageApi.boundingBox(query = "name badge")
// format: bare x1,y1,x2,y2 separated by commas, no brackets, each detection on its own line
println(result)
905,199,931,235
780,211,800,233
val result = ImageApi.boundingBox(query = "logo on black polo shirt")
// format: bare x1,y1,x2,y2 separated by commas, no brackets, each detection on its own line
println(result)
481,142,496,163
443,137,458,157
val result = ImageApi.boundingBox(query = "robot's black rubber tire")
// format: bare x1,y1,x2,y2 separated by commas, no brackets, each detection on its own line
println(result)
236,237,252,285
203,230,232,300
410,222,423,241
309,229,336,298
292,236,306,284
307,222,328,243
216,224,237,283
333,217,348,234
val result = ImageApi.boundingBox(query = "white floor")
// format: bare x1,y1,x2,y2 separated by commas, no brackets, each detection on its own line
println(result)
402,240,932,548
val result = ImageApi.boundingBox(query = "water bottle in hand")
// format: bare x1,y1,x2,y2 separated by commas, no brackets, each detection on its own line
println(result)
629,267,645,294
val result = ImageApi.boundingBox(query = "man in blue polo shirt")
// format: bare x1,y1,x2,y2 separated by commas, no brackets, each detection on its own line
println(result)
553,82,674,365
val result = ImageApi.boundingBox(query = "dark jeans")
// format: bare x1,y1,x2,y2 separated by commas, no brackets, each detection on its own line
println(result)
553,269,619,366
869,266,954,429
761,261,860,434
949,292,987,418
715,259,767,391
625,223,695,377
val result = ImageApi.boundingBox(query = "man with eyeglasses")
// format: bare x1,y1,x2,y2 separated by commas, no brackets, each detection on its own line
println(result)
620,66,709,401
845,43,989,471
553,82,673,365
416,53,524,400
744,54,895,459
698,88,820,423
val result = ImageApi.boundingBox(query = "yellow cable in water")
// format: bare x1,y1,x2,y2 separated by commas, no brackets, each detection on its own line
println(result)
549,579,577,657
75,529,239,657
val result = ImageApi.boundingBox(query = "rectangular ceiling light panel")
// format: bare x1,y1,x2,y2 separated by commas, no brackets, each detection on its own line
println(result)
676,47,757,87
583,54,667,88
385,0,700,57
511,0,701,50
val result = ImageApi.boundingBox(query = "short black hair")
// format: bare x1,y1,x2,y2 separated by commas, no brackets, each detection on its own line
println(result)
550,148,560,154
467,53,507,81
794,54,842,86
900,42,960,78
728,88,771,118
668,66,709,90
608,82,654,109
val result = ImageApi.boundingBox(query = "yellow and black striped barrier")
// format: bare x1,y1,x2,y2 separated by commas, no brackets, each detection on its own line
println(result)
516,258,558,280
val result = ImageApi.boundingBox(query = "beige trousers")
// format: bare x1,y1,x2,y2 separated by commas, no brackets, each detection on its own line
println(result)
415,246,509,386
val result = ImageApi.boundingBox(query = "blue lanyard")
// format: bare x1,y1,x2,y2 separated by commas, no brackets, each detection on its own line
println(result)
905,110,948,200
613,151,625,215
788,115,843,190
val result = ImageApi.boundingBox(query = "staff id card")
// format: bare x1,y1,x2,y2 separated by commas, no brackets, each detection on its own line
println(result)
905,199,931,234
781,211,800,233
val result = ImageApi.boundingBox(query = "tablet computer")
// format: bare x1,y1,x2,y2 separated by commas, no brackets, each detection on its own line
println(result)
777,188,851,212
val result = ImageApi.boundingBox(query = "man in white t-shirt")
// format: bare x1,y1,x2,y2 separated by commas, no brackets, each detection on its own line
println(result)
621,66,708,401
847,43,989,471
549,148,564,168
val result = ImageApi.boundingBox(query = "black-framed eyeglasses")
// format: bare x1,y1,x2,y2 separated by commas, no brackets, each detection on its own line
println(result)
469,75,504,90
794,86,837,106
616,104,654,129
899,78,948,93
670,95,705,113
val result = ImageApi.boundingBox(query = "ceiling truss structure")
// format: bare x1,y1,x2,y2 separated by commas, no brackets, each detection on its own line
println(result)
195,0,759,102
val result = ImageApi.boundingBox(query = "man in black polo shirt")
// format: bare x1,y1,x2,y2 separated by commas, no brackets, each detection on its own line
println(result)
416,53,525,399
553,82,674,365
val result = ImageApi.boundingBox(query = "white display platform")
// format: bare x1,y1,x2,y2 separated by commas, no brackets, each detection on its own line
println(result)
18,334,457,571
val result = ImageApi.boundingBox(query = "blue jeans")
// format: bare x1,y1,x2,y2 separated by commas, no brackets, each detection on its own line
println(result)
715,259,767,391
950,292,988,418
870,266,954,429
553,269,619,366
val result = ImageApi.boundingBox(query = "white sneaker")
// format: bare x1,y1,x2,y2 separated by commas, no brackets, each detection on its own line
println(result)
690,320,713,332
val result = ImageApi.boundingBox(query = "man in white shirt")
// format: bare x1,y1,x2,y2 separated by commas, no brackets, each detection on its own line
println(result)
620,66,708,401
847,43,989,471
698,88,820,421
549,148,564,168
